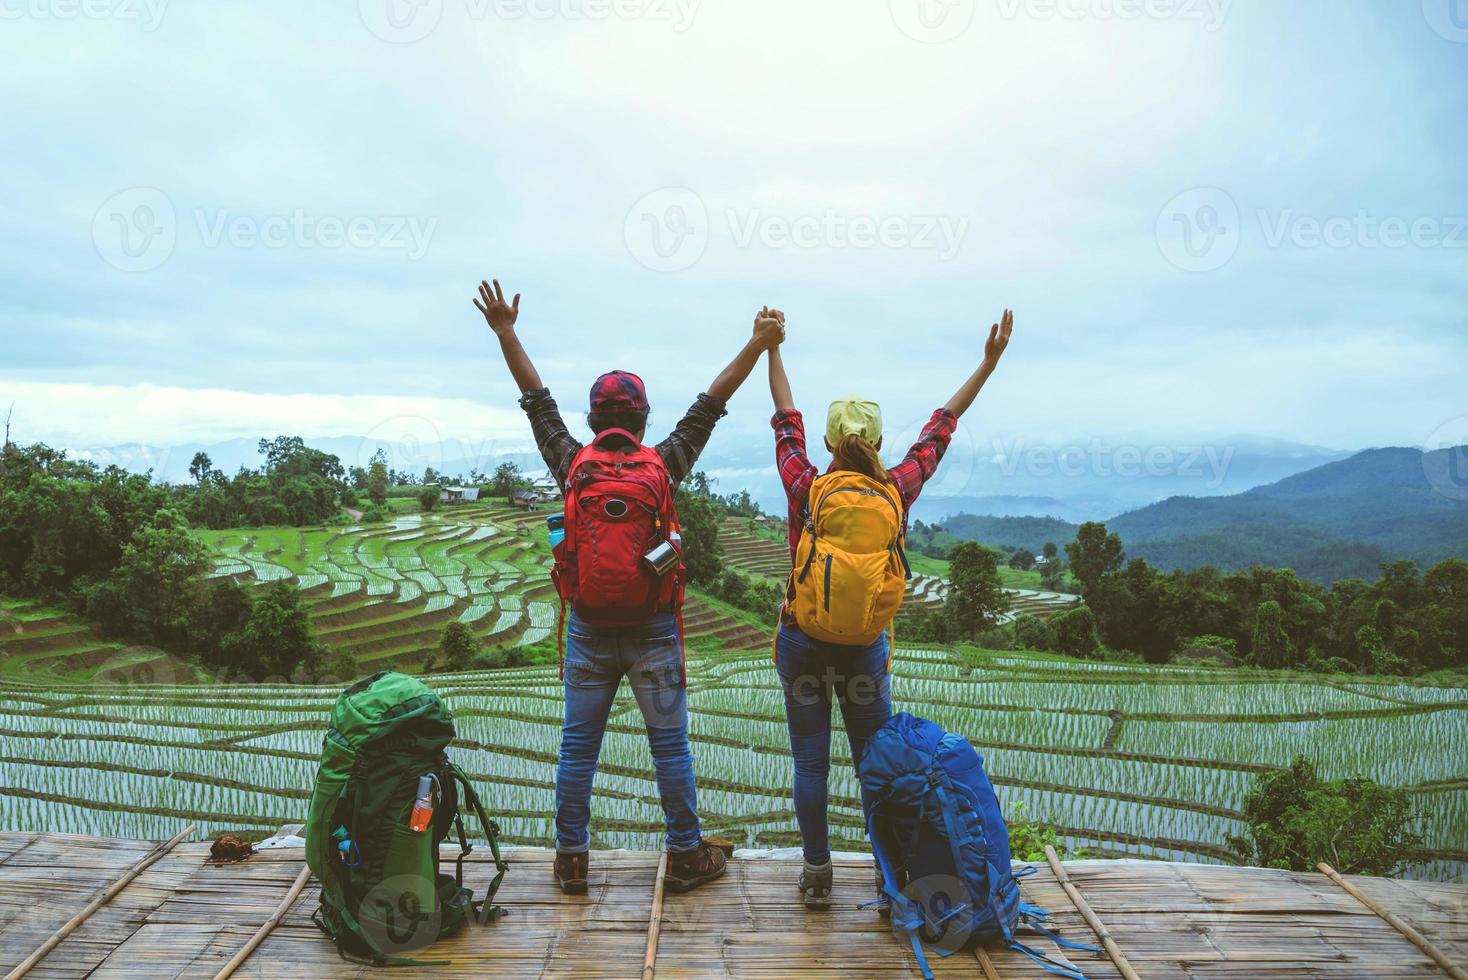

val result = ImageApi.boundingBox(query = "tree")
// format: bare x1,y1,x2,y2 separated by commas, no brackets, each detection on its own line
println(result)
1228,758,1423,876
941,542,1010,639
1065,522,1124,600
189,452,213,483
439,621,479,672
367,450,389,506
491,462,522,495
1009,548,1036,571
674,485,723,588
1050,606,1100,658
419,486,439,512
215,580,320,680
423,466,440,486
1038,541,1064,590
104,509,211,650
1250,599,1293,669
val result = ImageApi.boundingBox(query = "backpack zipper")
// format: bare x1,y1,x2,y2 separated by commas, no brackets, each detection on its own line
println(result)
823,554,832,611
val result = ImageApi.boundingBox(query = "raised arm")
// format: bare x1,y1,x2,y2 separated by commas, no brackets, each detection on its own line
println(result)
943,309,1013,418
762,306,795,410
704,307,785,403
474,278,542,393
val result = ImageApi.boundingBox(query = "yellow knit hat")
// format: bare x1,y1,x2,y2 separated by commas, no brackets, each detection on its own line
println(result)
826,396,883,446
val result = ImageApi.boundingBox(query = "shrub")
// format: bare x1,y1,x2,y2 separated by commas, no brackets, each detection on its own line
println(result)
1013,615,1055,652
1174,634,1240,667
1227,758,1423,876
1050,606,1101,659
359,504,388,523
439,621,479,672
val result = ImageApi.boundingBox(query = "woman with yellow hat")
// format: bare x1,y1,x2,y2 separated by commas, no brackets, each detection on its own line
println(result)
760,306,1013,910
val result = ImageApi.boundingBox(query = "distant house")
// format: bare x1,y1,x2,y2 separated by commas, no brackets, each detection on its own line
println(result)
1033,554,1051,567
509,489,539,511
528,471,561,502
440,486,481,504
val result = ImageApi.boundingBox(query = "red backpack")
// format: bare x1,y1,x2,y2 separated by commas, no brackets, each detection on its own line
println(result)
551,428,686,675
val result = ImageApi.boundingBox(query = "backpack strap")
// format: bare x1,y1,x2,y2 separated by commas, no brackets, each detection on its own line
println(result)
447,763,509,923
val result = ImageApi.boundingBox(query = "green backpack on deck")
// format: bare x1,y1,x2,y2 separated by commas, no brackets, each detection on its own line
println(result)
305,671,508,965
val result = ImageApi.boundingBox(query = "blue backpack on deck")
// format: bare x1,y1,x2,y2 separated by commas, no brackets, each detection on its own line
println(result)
859,712,1096,979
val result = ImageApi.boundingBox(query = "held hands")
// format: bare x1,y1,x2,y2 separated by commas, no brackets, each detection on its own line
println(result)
754,305,786,350
984,309,1014,366
474,279,520,337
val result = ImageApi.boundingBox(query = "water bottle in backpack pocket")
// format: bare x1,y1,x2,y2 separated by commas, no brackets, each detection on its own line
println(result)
860,712,1098,979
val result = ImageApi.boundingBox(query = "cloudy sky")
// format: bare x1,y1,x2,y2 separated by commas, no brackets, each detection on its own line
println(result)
2,0,1465,463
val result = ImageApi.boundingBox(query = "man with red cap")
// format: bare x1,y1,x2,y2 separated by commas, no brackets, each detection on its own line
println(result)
475,278,783,895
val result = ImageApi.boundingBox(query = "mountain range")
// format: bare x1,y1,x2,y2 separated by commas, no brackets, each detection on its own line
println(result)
937,447,1468,583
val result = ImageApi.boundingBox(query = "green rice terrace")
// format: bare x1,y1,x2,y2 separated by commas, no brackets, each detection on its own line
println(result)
0,504,1464,883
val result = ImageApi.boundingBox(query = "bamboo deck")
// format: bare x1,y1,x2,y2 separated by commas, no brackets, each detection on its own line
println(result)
0,832,1464,979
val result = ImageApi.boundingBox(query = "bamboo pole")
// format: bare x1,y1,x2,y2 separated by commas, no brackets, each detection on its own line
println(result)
211,864,312,980
974,945,1002,979
641,852,670,980
1316,862,1468,980
4,825,196,980
1043,845,1140,980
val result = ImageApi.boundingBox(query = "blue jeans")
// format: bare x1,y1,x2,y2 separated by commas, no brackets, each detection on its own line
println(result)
556,612,701,854
775,623,893,865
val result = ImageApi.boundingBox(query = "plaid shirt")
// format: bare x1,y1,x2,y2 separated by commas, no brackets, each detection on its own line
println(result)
772,406,958,562
519,387,729,492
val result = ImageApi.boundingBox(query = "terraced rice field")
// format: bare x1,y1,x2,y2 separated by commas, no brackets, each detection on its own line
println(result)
718,517,1078,622
0,647,1463,881
194,505,769,673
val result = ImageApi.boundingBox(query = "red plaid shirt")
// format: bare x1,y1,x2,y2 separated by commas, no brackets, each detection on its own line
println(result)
772,406,959,562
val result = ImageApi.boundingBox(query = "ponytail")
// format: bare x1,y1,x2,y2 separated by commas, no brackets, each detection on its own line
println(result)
831,434,892,485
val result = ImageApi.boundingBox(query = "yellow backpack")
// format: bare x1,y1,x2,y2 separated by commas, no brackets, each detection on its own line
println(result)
788,471,911,646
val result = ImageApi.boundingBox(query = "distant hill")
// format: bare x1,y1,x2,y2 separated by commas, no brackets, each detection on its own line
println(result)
938,446,1468,583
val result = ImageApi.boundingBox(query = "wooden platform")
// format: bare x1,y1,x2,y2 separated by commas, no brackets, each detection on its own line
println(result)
0,833,1464,978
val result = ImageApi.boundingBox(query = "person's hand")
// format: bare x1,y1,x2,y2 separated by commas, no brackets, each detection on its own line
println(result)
984,309,1013,365
474,279,520,337
754,306,786,349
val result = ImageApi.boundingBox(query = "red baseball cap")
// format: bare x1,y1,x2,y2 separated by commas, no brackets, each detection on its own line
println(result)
588,370,649,415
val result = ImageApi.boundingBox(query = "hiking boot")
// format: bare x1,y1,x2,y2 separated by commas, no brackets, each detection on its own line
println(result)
554,850,589,895
665,838,728,893
798,859,833,910
873,863,890,918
